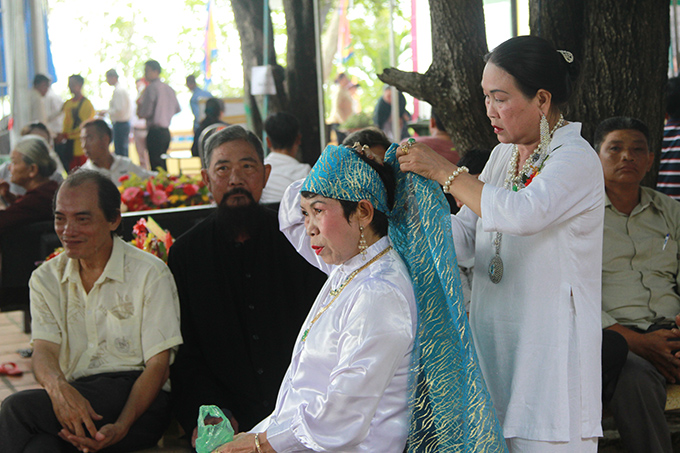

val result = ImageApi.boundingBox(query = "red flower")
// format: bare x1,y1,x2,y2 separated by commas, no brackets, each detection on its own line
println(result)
164,231,174,250
146,179,155,196
119,174,130,183
132,218,148,237
183,184,199,197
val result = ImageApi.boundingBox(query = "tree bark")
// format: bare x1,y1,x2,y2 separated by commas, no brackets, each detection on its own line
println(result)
230,0,287,137
583,0,668,187
283,0,322,165
379,0,496,154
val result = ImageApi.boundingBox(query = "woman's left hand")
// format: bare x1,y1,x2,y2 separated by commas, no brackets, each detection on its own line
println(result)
396,141,456,185
212,432,273,453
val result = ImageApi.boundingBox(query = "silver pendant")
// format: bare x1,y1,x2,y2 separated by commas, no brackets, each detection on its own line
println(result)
488,254,503,284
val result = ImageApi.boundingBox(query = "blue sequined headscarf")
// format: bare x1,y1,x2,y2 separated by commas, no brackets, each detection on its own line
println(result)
303,144,506,452
301,144,390,215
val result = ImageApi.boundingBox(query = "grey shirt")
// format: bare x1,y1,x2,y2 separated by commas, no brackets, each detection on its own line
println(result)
602,186,680,329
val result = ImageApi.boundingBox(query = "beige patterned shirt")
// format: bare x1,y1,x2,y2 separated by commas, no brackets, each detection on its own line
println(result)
30,236,182,390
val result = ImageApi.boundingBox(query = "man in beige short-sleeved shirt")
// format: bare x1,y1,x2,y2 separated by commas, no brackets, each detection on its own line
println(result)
0,170,182,452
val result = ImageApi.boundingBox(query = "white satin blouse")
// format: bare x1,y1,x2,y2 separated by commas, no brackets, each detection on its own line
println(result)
251,182,417,452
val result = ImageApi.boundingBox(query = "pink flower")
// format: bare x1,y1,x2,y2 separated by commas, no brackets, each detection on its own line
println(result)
150,190,168,206
122,187,143,203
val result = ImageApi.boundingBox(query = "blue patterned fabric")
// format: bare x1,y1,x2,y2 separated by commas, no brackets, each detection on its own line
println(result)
303,144,506,452
301,145,390,215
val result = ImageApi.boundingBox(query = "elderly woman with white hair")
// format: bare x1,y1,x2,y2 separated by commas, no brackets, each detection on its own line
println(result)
0,135,59,234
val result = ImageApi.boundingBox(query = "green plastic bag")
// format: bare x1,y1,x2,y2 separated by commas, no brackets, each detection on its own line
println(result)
195,405,234,453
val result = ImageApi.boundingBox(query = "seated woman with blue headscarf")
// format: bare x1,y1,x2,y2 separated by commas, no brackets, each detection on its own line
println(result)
212,143,506,452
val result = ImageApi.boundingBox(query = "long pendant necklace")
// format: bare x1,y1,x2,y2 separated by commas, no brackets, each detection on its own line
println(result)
301,246,392,342
488,115,565,284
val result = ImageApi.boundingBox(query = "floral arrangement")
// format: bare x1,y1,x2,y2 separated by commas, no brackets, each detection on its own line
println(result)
131,217,173,263
119,170,211,212
40,247,64,265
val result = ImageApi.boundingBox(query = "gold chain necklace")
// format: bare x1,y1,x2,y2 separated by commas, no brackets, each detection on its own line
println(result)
301,246,392,342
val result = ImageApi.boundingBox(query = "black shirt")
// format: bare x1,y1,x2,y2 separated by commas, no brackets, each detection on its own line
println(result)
168,208,326,433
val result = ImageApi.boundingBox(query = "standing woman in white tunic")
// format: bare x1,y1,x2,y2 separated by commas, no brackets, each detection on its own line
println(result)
397,35,605,452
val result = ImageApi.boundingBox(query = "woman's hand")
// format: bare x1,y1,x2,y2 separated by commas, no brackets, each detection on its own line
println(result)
396,141,456,185
397,140,485,217
212,432,274,453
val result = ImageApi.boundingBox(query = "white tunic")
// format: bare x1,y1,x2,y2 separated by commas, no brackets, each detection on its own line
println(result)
252,183,417,452
452,122,604,441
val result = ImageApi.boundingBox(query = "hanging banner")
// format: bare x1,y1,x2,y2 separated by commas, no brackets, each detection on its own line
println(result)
202,0,218,87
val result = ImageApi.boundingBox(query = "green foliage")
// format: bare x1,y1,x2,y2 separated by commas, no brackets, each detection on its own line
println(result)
47,0,241,105
323,0,411,122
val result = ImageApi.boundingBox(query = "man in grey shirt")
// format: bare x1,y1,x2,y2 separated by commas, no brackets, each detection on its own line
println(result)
597,116,680,453
137,60,180,171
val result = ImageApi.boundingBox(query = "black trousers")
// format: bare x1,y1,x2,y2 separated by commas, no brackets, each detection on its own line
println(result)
0,371,170,453
602,328,628,403
146,126,171,171
603,324,675,453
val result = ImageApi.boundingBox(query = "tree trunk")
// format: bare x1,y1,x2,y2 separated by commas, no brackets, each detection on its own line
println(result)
230,0,287,137
532,0,669,187
283,0,323,165
379,0,496,154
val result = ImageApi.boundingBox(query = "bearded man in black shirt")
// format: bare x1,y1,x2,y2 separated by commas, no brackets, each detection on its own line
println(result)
168,125,325,441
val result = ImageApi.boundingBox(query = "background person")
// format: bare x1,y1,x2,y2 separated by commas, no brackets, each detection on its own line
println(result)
100,69,132,157
56,74,95,170
396,35,604,451
402,110,459,164
0,123,65,198
657,76,680,200
186,74,212,135
133,77,151,170
29,74,64,140
373,85,410,141
191,97,225,157
137,60,181,171
0,136,59,235
326,73,354,135
19,122,67,178
80,119,154,185
596,116,679,453
260,112,310,205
